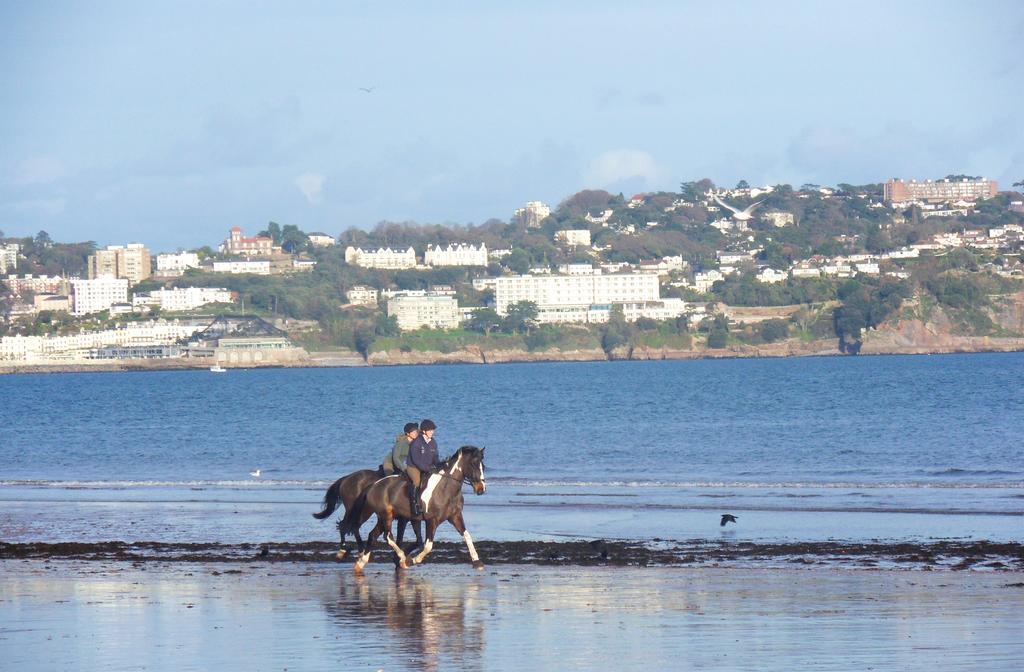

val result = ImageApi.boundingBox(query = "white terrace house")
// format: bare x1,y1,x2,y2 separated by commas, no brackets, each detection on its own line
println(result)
423,243,488,267
693,270,725,293
0,321,204,361
132,287,234,312
344,246,417,270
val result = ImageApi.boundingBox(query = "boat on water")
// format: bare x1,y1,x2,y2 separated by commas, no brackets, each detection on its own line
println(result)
210,365,227,373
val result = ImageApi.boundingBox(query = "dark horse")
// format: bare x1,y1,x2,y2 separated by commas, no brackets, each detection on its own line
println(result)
312,468,421,560
341,446,486,572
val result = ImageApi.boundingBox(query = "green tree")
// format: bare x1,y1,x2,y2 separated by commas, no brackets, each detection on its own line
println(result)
280,225,309,253
600,306,632,354
759,318,790,342
736,179,750,189
506,249,531,274
502,301,538,334
466,307,502,335
259,222,283,244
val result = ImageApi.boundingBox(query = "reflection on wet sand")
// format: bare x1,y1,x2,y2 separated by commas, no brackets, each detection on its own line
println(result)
324,572,486,672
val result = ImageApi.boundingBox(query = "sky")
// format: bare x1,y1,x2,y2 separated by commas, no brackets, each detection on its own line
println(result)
2,0,1023,251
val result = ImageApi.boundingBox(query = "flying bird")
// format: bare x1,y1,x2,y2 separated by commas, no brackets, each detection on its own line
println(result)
249,469,261,478
720,514,738,526
713,195,764,222
357,86,375,93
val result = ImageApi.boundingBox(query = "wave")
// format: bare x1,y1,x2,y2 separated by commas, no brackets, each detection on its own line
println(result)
1,477,1022,490
920,468,1021,477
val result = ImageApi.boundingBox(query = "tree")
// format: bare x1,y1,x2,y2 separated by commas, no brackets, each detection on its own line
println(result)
280,224,308,253
465,308,502,335
600,305,632,354
374,313,401,337
34,230,52,248
759,318,790,343
259,222,283,244
1013,180,1024,188
501,301,538,334
680,179,714,202
505,249,531,274
736,179,750,189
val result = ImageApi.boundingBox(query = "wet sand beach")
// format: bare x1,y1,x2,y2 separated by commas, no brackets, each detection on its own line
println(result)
2,561,1022,672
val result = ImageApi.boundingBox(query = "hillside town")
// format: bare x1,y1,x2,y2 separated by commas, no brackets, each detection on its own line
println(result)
2,176,1023,366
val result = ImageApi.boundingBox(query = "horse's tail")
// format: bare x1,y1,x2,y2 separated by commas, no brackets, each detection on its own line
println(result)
338,489,369,535
312,476,345,520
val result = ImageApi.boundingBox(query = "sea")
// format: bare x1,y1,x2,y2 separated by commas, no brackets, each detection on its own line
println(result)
1,353,1022,546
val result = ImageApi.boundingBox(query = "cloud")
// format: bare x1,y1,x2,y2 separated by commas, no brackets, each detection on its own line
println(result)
13,156,66,186
584,150,666,189
294,172,326,204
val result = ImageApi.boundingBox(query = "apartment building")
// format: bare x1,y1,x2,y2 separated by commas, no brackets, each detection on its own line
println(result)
387,295,461,331
884,178,997,204
87,244,152,285
493,273,660,315
71,277,130,315
344,246,417,269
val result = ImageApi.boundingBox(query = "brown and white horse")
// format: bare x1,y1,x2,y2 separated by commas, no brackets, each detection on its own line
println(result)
342,446,486,572
313,468,421,560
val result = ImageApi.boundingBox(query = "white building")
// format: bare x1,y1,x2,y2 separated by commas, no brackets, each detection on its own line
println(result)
346,286,379,306
307,233,336,247
756,268,788,284
211,260,271,275
693,270,725,293
71,277,130,316
762,211,795,227
387,295,462,331
133,287,234,312
156,252,201,275
423,243,488,267
344,246,417,269
554,229,592,247
0,243,20,274
513,201,551,228
790,265,822,279
556,263,600,276
493,273,660,316
0,321,204,361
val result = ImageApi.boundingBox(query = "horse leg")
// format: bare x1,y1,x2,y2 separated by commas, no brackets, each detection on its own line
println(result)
335,517,349,561
383,510,410,570
448,511,484,570
411,519,438,565
353,514,386,574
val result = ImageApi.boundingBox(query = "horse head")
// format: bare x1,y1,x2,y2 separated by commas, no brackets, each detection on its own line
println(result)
453,445,486,495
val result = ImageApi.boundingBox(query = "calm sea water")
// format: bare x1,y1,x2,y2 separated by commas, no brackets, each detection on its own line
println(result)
1,354,1022,544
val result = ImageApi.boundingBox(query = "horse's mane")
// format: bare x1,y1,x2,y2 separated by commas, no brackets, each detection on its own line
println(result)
443,445,483,468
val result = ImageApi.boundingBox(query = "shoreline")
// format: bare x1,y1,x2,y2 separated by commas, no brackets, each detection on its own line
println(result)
4,539,1022,571
2,337,1024,375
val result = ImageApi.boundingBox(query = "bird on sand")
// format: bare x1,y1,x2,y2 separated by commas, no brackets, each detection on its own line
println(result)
249,469,261,478
720,514,738,526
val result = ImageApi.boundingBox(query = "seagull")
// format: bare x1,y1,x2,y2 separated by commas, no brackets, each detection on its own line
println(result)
713,195,764,222
249,469,261,478
720,514,738,526
357,86,375,93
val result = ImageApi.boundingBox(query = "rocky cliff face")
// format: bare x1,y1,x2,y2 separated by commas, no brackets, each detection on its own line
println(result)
862,291,1024,355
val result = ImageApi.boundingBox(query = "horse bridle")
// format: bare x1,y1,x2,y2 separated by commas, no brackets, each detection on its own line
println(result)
434,461,484,488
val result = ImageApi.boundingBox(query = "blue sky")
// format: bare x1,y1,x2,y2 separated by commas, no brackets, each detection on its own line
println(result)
2,1,1022,251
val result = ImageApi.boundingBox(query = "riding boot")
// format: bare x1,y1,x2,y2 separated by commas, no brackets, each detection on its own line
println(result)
410,486,422,517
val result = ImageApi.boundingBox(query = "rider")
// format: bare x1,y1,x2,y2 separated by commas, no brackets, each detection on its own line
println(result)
406,418,442,516
382,422,419,476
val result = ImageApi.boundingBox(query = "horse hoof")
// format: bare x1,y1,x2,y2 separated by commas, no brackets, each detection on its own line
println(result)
336,550,348,561
472,561,485,571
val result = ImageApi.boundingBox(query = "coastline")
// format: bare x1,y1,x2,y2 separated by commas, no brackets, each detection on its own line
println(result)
3,335,1024,374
